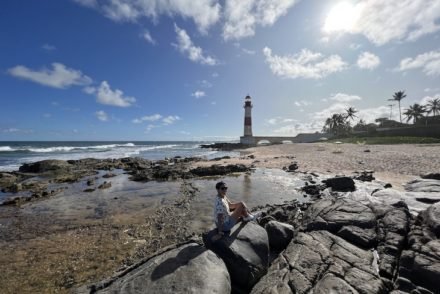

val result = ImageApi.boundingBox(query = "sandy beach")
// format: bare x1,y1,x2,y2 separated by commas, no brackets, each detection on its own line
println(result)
194,143,440,190
1,142,439,293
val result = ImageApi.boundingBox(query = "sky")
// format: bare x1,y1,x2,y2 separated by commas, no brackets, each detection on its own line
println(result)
1,0,440,141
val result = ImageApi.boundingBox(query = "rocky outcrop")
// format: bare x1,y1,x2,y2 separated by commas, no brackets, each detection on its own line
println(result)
82,242,230,294
190,164,250,177
203,222,269,291
251,230,390,294
18,159,73,173
397,202,440,293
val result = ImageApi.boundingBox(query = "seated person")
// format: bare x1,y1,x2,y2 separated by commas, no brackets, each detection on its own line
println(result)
212,181,257,240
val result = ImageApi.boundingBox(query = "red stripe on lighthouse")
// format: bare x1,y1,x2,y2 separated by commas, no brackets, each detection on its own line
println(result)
245,117,252,125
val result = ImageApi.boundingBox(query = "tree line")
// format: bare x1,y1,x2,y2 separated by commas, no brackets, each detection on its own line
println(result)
322,91,440,136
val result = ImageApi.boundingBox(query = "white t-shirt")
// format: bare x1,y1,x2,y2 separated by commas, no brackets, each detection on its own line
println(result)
214,196,231,225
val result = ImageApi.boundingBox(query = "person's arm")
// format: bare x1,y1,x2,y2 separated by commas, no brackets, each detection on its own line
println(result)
212,213,224,241
216,213,224,234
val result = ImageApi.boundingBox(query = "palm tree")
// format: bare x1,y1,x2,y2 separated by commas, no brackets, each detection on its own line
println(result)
389,91,407,123
426,98,440,116
403,103,426,124
345,107,358,121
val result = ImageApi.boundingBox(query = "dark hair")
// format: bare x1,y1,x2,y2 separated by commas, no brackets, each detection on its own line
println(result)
215,181,226,190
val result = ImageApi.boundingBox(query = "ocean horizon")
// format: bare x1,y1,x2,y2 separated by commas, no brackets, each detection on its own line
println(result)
0,141,239,171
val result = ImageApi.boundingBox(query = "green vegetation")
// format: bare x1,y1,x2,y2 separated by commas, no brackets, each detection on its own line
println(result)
327,136,440,145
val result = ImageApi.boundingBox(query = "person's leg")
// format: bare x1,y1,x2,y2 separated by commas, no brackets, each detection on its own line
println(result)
230,202,251,221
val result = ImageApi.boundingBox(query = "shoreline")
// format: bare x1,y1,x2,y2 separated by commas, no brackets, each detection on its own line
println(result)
0,142,439,293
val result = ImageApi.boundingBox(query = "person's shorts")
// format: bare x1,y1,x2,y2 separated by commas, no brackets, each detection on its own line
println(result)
222,217,237,231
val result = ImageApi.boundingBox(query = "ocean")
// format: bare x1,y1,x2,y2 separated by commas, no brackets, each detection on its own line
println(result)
0,141,239,171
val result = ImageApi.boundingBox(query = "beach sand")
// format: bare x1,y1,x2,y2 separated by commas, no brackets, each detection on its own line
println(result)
193,142,440,190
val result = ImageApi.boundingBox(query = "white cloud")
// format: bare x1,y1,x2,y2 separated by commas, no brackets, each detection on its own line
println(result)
141,30,156,44
179,130,191,135
95,110,109,121
192,90,206,98
145,124,156,133
2,128,23,133
86,81,136,107
132,114,163,123
329,93,362,103
8,63,92,89
223,0,299,40
265,117,296,126
397,50,440,76
357,51,380,70
174,24,218,65
77,0,221,34
42,44,56,51
323,0,440,46
198,80,212,88
420,94,440,105
294,100,310,107
242,48,256,55
212,72,219,78
162,115,180,125
272,121,322,135
263,47,348,79
73,0,97,8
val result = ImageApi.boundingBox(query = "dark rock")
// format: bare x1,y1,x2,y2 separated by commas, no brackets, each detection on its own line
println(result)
323,176,355,191
421,173,440,180
102,173,116,178
200,142,248,151
398,202,440,293
98,181,111,190
302,198,376,233
18,160,72,173
301,184,325,196
83,188,95,193
87,242,230,294
251,231,390,294
353,171,375,182
248,155,255,159
190,164,250,177
86,179,95,186
364,149,371,152
287,162,298,172
203,222,269,291
384,183,392,188
404,179,440,193
264,220,295,252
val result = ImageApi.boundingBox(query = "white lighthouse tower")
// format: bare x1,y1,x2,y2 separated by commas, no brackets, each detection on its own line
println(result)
240,95,255,144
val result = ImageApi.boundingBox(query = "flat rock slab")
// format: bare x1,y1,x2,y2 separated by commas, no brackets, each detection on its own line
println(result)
302,198,376,234
251,230,390,294
203,221,269,291
404,179,440,193
87,243,230,294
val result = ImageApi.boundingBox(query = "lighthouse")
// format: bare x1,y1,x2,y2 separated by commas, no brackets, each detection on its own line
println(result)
240,95,255,144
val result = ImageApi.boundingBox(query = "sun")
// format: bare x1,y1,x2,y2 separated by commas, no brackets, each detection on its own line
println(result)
324,2,360,33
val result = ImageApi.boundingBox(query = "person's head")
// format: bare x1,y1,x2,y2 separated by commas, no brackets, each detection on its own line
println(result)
215,181,228,195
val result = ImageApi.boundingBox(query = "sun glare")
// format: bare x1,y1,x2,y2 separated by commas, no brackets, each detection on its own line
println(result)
324,2,359,33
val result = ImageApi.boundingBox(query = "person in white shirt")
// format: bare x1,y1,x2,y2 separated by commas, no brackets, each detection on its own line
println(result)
212,181,257,241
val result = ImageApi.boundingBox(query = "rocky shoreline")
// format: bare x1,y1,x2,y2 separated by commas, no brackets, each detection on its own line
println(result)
1,151,440,293
76,168,440,294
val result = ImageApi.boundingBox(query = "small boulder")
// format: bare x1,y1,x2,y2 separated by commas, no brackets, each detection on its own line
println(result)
265,220,295,252
98,181,111,190
323,176,355,191
203,222,269,291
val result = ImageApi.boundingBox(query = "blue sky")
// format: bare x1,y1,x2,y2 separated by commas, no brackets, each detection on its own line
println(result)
1,0,439,141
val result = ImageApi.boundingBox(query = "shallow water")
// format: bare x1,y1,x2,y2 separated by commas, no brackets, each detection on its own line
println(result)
187,168,307,231
1,168,306,240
